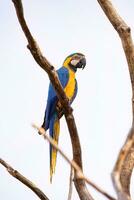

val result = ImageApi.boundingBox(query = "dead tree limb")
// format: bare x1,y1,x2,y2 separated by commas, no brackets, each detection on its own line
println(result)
33,124,116,200
0,158,49,200
97,0,134,200
11,0,93,199
67,166,73,200
112,128,134,200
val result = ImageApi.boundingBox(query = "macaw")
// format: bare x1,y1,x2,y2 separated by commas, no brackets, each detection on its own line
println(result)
41,53,86,181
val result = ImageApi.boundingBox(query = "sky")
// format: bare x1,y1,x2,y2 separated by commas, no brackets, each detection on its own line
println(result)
0,0,134,200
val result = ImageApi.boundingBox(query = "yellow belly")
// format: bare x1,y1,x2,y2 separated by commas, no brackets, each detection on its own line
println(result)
64,70,75,100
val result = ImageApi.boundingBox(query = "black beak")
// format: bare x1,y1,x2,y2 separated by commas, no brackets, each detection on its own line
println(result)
76,57,86,69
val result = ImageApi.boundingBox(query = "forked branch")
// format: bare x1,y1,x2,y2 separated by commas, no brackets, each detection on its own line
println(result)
33,124,116,200
11,0,92,199
97,0,134,200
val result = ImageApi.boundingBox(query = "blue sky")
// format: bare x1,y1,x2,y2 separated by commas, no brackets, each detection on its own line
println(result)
0,0,134,199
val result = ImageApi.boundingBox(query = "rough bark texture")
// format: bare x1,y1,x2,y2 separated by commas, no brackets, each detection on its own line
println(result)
97,1,134,200
12,0,93,199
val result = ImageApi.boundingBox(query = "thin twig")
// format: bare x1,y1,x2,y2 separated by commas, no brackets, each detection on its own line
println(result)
33,124,117,200
0,158,49,200
67,166,73,200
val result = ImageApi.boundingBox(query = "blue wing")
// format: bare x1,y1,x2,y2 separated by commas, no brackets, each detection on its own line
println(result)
42,67,69,130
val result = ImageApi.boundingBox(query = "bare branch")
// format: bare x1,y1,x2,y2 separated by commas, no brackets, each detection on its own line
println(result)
97,0,134,92
67,166,73,200
97,0,134,199
0,158,49,200
33,124,117,200
11,0,93,199
112,128,134,200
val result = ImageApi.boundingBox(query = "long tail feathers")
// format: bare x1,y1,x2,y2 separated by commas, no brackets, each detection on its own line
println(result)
49,115,60,182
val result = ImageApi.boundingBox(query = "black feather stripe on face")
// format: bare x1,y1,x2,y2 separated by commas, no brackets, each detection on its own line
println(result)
63,52,86,72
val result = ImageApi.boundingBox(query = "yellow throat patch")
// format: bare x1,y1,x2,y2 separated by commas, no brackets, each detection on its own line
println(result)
63,57,76,100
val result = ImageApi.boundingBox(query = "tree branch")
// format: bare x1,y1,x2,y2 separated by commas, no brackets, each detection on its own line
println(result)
67,166,73,200
97,0,134,200
33,124,116,200
0,158,49,200
11,0,93,199
112,128,134,200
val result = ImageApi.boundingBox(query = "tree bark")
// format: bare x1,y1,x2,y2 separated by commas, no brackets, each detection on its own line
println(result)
12,0,93,199
97,1,134,200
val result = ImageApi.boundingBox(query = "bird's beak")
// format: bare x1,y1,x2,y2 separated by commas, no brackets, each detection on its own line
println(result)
81,57,86,69
76,57,86,69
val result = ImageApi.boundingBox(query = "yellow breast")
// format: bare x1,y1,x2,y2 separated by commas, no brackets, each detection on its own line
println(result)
64,69,75,100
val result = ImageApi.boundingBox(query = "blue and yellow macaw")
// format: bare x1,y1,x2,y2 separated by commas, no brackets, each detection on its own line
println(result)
41,53,86,181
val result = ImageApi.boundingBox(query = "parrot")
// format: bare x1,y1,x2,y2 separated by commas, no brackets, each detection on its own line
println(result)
41,53,86,182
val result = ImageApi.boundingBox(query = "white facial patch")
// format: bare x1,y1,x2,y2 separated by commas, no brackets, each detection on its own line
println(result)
70,59,79,66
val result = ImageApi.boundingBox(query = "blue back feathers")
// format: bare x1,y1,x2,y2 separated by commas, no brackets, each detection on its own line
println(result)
43,67,69,131
42,65,78,181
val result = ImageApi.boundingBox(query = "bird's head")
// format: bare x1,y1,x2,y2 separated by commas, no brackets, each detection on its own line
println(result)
63,53,86,72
